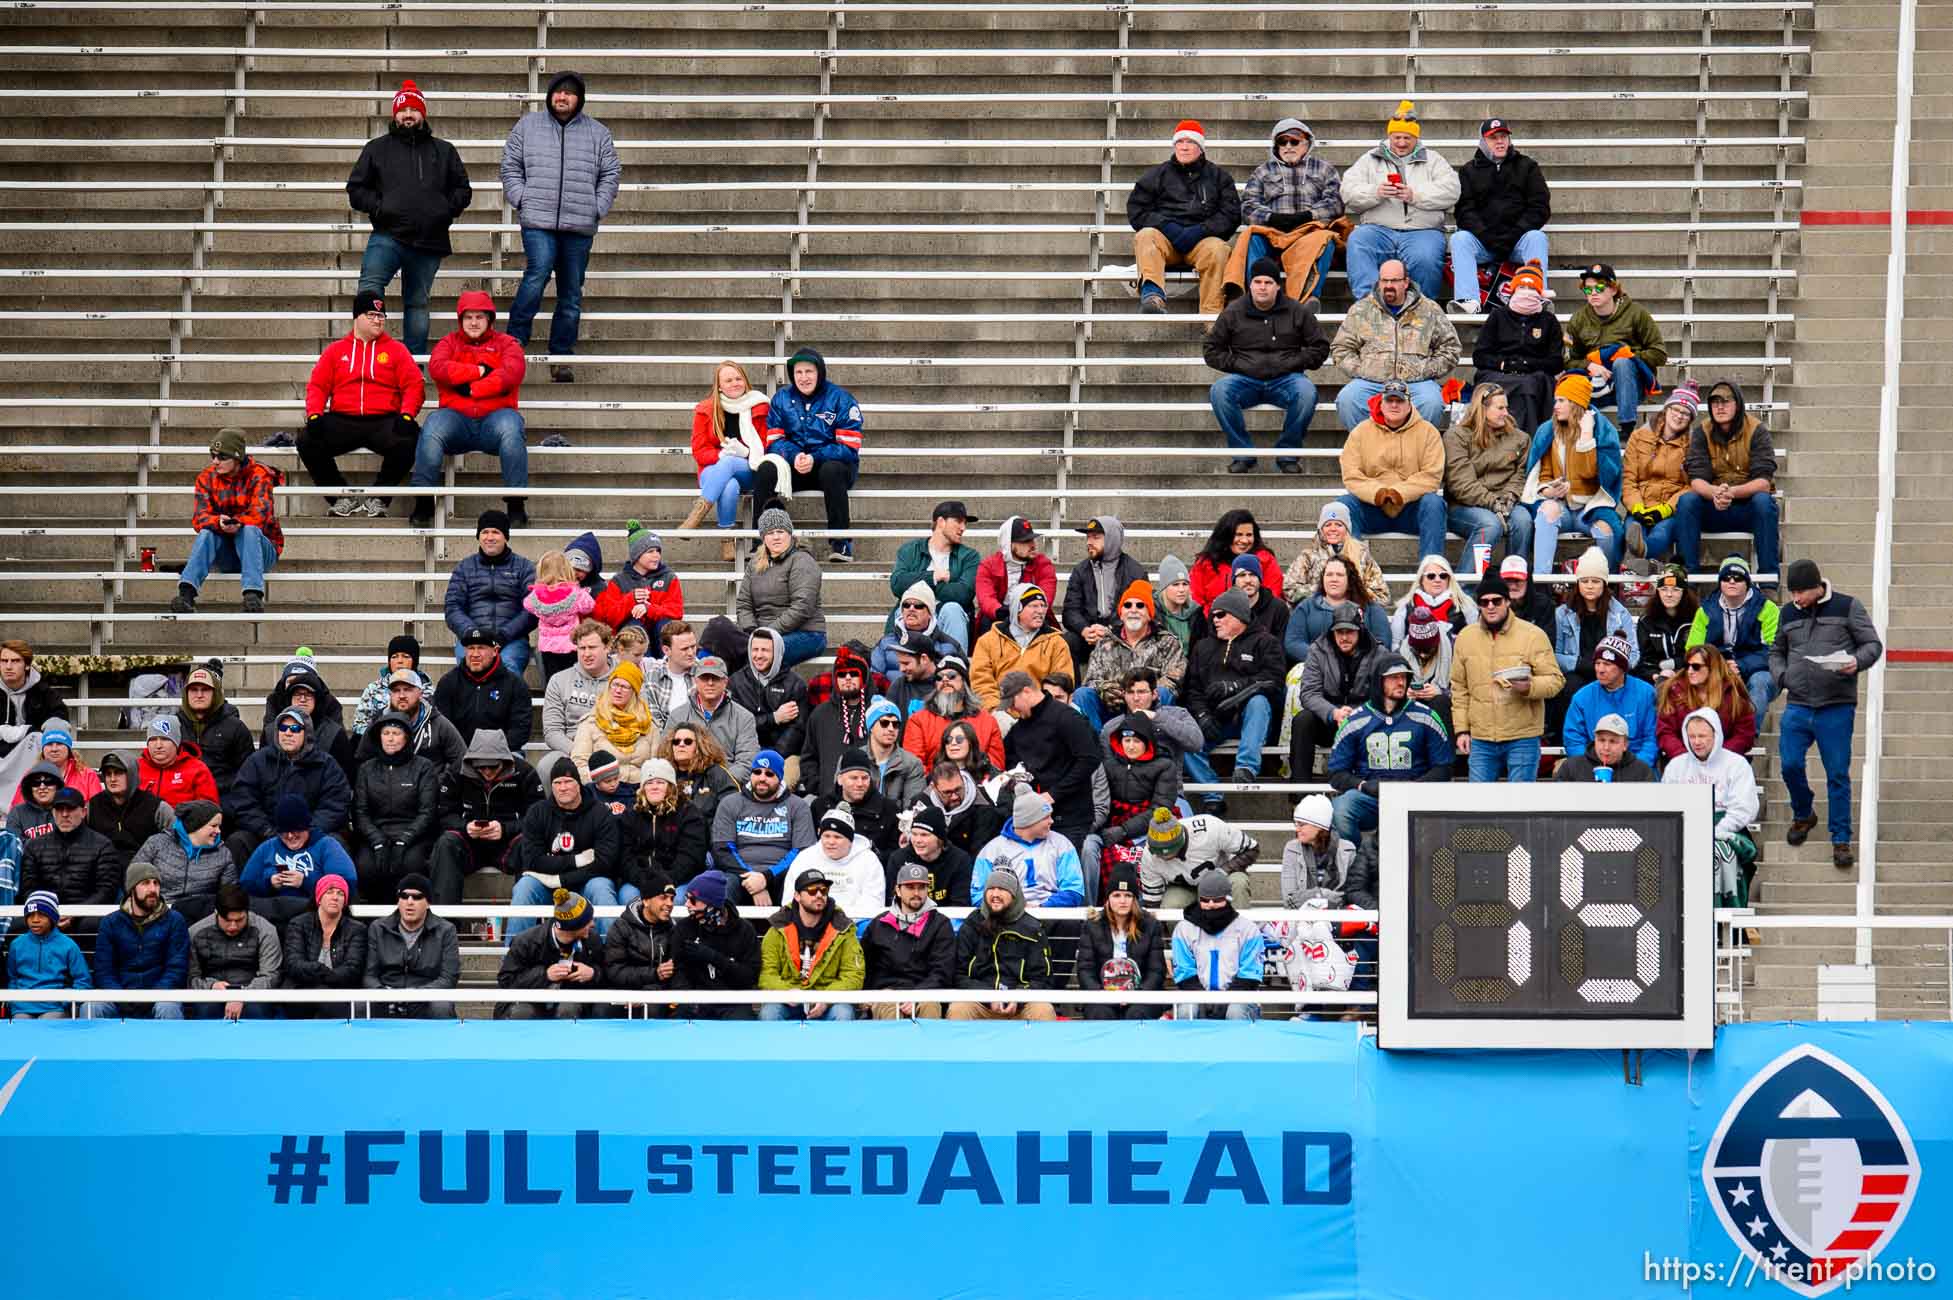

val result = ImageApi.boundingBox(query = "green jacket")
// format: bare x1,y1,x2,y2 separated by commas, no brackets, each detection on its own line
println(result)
758,904,867,993
886,537,981,628
1565,292,1668,369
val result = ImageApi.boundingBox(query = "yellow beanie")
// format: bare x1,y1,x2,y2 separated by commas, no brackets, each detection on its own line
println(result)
1386,99,1421,138
1555,373,1593,410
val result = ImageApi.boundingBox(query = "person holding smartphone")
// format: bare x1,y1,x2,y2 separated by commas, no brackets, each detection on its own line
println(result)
171,427,284,616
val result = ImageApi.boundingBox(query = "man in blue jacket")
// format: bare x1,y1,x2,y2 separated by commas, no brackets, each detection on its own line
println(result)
7,891,102,1019
1560,636,1658,769
1325,653,1452,841
759,347,863,561
444,508,538,675
92,860,190,1019
500,70,620,381
242,794,360,926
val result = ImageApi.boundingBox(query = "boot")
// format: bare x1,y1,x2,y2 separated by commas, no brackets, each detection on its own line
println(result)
506,498,529,531
720,537,737,564
168,584,197,614
678,497,713,532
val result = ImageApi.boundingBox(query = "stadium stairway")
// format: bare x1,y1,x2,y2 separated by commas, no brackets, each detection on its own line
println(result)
14,1,1935,1021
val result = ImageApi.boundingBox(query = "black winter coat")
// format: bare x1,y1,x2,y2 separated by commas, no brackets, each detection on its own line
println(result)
811,787,900,863
1454,148,1550,261
672,913,761,991
620,799,709,891
955,911,1054,991
1002,695,1103,832
729,666,811,756
519,794,621,892
604,900,678,992
87,788,168,867
21,824,119,909
354,706,466,773
1471,301,1564,376
1203,293,1331,382
860,907,957,991
798,697,871,796
231,736,353,841
353,748,439,849
1076,912,1169,991
362,912,460,990
935,796,1002,864
345,120,472,255
1101,747,1184,843
1063,553,1148,638
495,921,605,1016
1184,627,1286,727
882,843,974,911
282,913,369,990
258,670,356,785
433,662,534,757
176,701,256,797
437,759,542,840
1126,155,1243,240
1635,608,1695,685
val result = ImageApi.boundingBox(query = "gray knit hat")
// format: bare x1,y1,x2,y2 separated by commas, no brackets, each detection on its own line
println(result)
1212,589,1254,625
757,507,794,536
1156,554,1190,588
624,519,664,566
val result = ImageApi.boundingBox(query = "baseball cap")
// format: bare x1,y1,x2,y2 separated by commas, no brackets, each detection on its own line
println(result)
1380,378,1410,400
1008,518,1036,543
1593,713,1631,737
386,668,424,688
694,655,729,679
932,500,977,523
1580,262,1617,285
896,862,932,887
1479,116,1511,137
895,630,936,658
1499,555,1529,580
459,625,498,647
792,867,835,893
51,785,86,809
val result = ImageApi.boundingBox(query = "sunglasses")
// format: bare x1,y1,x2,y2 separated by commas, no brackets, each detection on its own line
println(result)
1687,660,1709,671
874,717,899,727
1580,284,1610,296
671,737,696,747
900,601,928,611
800,884,830,896
1478,595,1508,606
1120,601,1149,611
934,672,962,683
276,723,305,734
1275,136,1305,148
396,891,426,901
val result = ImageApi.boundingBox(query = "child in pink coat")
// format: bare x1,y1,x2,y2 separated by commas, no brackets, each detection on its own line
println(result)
524,550,596,682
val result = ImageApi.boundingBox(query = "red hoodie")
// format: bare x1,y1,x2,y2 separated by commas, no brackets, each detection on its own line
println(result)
305,330,425,419
137,747,219,807
429,291,527,419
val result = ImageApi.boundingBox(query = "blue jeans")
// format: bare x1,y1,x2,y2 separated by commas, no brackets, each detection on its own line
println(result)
1448,504,1533,573
358,231,442,355
1335,379,1445,431
1531,500,1623,573
95,1001,184,1019
1780,702,1856,844
1344,225,1447,301
1673,492,1780,581
1448,228,1549,304
778,629,828,669
1641,514,1682,563
1181,746,1223,804
1209,372,1319,459
1331,789,1378,842
1210,695,1274,779
1745,668,1777,716
1600,356,1645,432
759,1001,857,1021
1341,492,1449,566
507,228,595,356
1244,232,1337,298
452,639,531,678
508,873,624,940
190,1002,274,1020
699,459,757,529
412,407,528,491
1074,685,1108,732
180,525,277,596
1466,736,1540,782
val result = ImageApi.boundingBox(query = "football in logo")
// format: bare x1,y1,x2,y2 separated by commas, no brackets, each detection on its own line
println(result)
1703,1044,1920,1296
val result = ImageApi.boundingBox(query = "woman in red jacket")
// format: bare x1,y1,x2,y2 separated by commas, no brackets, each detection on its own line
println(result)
685,361,770,562
1655,643,1758,764
408,290,529,529
1187,509,1284,610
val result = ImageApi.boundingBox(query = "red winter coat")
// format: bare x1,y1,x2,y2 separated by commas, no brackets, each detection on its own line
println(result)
137,747,220,808
305,331,425,419
429,310,526,419
1189,548,1284,612
591,567,686,632
691,398,771,472
902,708,1006,772
974,551,1059,627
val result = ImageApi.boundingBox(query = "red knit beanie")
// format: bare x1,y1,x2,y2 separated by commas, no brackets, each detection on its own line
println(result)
393,80,427,118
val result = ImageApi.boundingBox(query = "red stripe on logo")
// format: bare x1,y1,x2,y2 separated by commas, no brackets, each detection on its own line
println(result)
1863,1173,1910,1193
1826,1229,1884,1251
1852,1201,1900,1223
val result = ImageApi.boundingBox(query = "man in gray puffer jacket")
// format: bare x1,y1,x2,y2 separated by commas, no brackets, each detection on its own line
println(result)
500,71,621,380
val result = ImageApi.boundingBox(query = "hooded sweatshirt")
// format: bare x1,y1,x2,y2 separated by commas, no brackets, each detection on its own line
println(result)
1240,117,1344,229
1660,707,1759,837
975,516,1058,627
232,709,353,841
777,833,885,925
954,868,1053,992
1062,517,1147,639
971,819,1084,908
730,628,812,756
175,680,255,795
763,347,863,465
543,657,610,754
429,292,526,416
971,583,1076,711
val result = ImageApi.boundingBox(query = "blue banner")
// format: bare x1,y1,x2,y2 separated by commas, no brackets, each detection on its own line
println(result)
0,1021,1946,1298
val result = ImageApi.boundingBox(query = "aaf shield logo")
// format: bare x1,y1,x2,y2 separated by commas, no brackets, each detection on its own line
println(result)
1704,1045,1920,1296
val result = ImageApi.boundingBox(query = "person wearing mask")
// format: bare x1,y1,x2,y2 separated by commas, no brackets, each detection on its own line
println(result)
347,79,471,357
1284,501,1391,612
713,748,816,907
951,865,1057,1021
134,798,234,924
352,711,439,904
758,347,864,561
501,70,621,380
430,729,542,909
1230,117,1344,309
976,516,1057,638
685,360,770,563
1340,100,1460,302
1449,570,1565,782
1662,709,1761,906
409,290,528,529
1338,379,1449,562
1395,605,1455,736
604,867,680,1014
1170,870,1267,1021
1127,119,1241,315
508,754,624,940
187,883,282,1021
1559,636,1659,770
670,870,759,1019
1677,379,1780,584
362,872,460,1018
1184,590,1285,787
171,665,255,799
1524,375,1625,574
1770,559,1883,869
298,290,424,517
1074,863,1167,1020
86,750,171,873
170,426,287,614
862,859,957,1019
1289,601,1380,783
1553,713,1657,783
496,886,607,1020
972,583,1075,711
1061,516,1146,675
735,507,829,667
1204,257,1331,475
1442,383,1535,574
353,635,423,738
443,508,538,676
1656,644,1757,765
1637,563,1700,688
240,793,360,927
664,656,759,775
91,859,191,1019
279,873,369,1019
1465,261,1561,441
1448,118,1551,313
544,620,614,756
1621,382,1701,565
1325,653,1454,840
1565,261,1667,434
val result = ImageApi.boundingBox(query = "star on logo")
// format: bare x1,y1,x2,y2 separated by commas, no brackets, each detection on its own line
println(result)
1727,1183,1753,1206
1770,1243,1789,1263
1746,1215,1767,1239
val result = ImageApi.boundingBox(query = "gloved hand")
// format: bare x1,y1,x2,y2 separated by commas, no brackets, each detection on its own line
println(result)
1374,488,1404,516
1165,223,1205,256
1102,825,1128,847
1631,503,1673,527
153,799,179,833
453,381,473,397
685,937,727,966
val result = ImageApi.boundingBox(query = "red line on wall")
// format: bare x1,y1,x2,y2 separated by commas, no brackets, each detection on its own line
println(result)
1888,649,1953,664
1802,210,1953,226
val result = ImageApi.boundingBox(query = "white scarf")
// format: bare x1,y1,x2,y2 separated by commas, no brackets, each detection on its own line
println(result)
720,389,795,500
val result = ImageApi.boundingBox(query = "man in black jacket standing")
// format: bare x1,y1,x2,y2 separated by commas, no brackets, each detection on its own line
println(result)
999,670,1101,848
1204,256,1331,475
347,79,472,356
1447,117,1550,313
1127,119,1241,315
1771,559,1884,869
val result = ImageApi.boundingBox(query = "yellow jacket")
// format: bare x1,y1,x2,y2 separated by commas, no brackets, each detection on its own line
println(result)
1448,613,1565,743
970,623,1075,710
1340,412,1444,505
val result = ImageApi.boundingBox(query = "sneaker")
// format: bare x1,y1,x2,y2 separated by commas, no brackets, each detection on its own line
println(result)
359,498,387,517
1139,292,1167,315
1786,816,1818,847
1233,767,1259,787
1276,458,1303,475
328,496,360,517
551,365,576,384
1832,842,1856,870
540,433,571,448
168,587,196,614
1226,458,1256,474
240,591,264,614
1625,518,1647,559
1449,298,1481,314
827,543,854,563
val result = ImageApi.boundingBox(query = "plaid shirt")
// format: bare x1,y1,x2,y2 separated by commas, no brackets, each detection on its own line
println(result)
191,457,285,554
1241,153,1344,227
